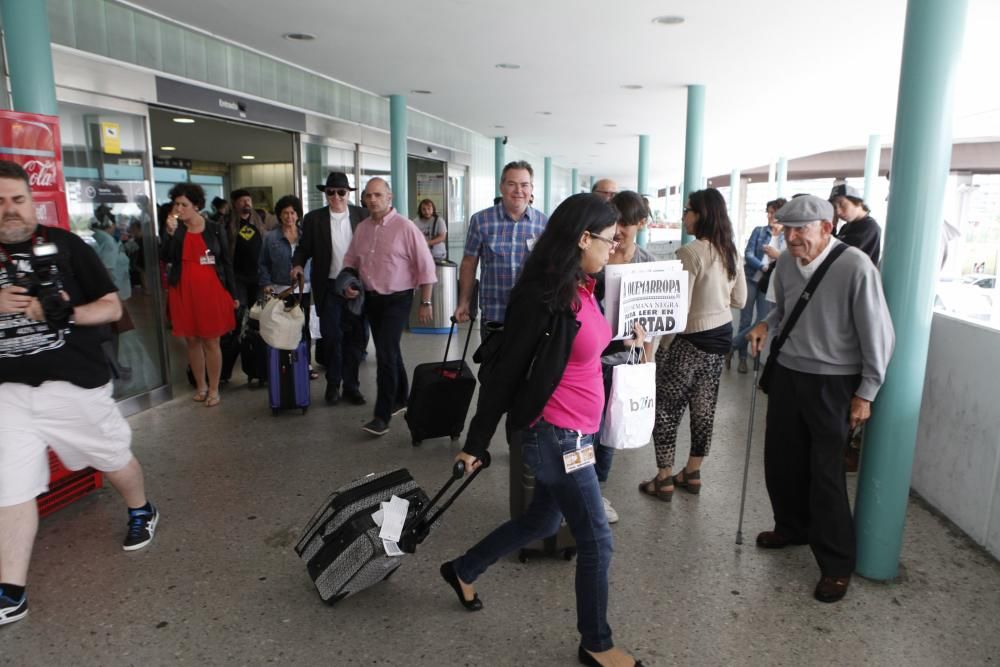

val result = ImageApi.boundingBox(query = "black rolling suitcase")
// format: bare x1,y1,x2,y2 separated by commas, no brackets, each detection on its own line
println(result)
295,454,491,605
241,316,268,384
405,317,477,446
509,431,577,562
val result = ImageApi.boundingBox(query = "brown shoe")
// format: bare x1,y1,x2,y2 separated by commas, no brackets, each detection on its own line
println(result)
814,575,851,603
755,530,807,549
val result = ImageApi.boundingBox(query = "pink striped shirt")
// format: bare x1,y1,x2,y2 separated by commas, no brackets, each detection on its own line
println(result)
542,279,612,434
343,209,437,294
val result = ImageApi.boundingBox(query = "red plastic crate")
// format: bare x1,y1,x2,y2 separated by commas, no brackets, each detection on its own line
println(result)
37,468,103,518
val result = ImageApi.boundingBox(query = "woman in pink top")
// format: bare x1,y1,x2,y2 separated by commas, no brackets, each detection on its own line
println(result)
440,194,645,667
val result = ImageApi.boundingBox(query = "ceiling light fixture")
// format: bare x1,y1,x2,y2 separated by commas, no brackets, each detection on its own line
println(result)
536,111,552,115
595,142,606,145
651,15,685,25
621,84,643,90
241,155,256,160
603,123,618,127
172,117,195,124
283,32,316,41
494,125,505,129
160,146,176,151
495,63,521,70
410,89,432,95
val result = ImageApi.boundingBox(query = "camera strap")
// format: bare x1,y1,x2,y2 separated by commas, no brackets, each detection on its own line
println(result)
0,226,49,276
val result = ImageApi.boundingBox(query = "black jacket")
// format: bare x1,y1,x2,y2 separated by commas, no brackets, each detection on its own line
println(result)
837,215,881,266
292,204,366,310
463,279,581,458
160,221,236,298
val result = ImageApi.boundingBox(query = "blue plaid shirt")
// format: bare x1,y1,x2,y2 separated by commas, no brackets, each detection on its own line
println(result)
464,203,548,323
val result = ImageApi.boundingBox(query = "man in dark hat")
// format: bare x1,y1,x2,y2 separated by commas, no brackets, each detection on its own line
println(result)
291,172,367,406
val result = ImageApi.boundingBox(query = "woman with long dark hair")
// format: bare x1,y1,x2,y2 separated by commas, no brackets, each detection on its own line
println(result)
640,187,746,501
440,193,644,667
160,183,237,407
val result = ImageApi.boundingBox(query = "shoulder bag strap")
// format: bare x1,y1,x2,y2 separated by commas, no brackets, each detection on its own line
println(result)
770,242,849,356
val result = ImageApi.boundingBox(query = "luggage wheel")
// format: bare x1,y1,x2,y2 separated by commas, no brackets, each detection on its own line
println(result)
271,408,279,416
412,439,422,447
563,548,576,561
450,433,461,441
518,549,528,563
301,407,308,415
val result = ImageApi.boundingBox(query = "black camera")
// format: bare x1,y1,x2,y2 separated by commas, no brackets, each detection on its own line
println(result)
19,242,74,329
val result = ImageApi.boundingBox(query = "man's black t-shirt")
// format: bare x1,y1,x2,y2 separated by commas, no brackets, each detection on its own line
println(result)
233,219,262,284
0,225,117,388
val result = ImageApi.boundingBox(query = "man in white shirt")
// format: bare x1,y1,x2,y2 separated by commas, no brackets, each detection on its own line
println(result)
292,172,367,406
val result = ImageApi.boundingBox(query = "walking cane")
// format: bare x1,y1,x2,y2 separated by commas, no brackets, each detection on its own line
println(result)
735,353,762,545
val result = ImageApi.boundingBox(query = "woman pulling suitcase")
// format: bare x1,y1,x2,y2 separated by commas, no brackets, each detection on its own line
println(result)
440,193,645,667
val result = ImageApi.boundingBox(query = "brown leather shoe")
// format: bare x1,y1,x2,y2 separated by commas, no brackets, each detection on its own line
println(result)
755,530,807,549
814,575,851,603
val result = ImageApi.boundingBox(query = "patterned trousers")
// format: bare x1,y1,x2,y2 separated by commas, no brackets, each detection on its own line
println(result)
652,337,725,470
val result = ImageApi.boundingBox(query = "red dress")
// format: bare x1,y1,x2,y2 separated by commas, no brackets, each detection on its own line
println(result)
168,231,236,338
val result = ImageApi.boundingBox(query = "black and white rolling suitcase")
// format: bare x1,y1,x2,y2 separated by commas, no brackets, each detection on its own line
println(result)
294,454,491,605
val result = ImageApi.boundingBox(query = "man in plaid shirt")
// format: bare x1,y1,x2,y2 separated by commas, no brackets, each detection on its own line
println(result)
454,160,548,333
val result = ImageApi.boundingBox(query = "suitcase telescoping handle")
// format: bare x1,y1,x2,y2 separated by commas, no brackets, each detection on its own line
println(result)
398,452,492,553
440,314,478,371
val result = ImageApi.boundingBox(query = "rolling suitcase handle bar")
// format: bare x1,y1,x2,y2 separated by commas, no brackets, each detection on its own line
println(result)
440,314,478,372
399,451,492,552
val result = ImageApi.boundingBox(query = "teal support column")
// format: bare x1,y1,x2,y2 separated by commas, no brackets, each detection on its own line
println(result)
776,157,788,198
636,134,651,248
571,168,578,194
389,95,408,217
863,134,882,203
543,157,553,215
855,0,969,581
0,0,58,115
494,137,506,199
589,175,595,191
682,85,705,245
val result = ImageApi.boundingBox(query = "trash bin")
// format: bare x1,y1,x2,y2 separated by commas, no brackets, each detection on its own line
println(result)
410,259,458,333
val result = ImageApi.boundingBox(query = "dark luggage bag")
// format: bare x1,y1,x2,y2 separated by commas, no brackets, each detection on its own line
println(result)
405,317,477,446
267,339,310,414
509,431,577,562
294,453,491,605
241,316,268,383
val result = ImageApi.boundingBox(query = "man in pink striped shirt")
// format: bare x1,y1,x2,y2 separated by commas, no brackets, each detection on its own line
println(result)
343,178,437,436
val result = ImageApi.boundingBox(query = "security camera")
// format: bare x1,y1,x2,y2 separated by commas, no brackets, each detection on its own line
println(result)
502,136,508,145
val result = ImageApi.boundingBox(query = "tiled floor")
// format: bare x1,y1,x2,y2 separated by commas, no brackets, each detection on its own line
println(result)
4,328,1000,666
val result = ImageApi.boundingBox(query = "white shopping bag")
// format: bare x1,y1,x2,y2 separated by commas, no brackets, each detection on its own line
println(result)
600,348,655,450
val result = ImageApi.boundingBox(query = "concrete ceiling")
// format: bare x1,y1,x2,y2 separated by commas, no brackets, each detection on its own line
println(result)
126,0,1000,190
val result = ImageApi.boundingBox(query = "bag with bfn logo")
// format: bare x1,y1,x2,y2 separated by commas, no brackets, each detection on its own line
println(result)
600,347,655,450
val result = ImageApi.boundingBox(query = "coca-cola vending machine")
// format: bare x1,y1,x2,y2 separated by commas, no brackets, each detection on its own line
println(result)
0,109,70,232
0,110,102,514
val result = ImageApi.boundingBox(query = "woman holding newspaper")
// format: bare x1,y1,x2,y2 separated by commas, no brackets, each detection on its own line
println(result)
441,193,646,667
639,188,746,502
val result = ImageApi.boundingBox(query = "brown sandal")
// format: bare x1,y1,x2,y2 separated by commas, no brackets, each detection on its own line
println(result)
673,468,702,495
192,390,208,402
205,393,221,408
638,476,674,502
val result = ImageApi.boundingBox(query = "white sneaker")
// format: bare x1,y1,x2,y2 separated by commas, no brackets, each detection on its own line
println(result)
602,496,619,524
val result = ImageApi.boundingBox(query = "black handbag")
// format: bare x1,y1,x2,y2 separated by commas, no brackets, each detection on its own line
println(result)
759,243,849,394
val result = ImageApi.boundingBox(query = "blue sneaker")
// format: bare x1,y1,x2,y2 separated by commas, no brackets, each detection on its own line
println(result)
123,504,159,552
0,589,27,626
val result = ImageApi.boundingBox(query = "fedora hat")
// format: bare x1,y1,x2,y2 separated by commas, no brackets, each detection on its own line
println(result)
316,172,356,193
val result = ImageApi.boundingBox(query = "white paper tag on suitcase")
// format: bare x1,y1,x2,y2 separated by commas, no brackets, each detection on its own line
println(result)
378,495,410,542
383,539,404,557
371,507,385,527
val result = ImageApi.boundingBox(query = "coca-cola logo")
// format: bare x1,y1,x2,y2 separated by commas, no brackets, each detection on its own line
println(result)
22,159,57,189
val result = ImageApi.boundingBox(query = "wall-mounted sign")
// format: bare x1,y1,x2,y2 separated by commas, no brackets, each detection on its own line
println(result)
101,121,121,155
153,156,193,169
155,77,307,132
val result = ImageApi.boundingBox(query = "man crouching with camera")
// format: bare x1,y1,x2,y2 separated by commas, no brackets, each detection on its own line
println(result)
0,161,158,627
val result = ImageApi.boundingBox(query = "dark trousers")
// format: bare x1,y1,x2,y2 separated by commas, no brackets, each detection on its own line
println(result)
365,290,412,422
764,364,859,577
318,281,364,394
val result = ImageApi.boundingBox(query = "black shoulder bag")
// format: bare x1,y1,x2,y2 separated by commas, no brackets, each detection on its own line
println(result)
758,243,849,394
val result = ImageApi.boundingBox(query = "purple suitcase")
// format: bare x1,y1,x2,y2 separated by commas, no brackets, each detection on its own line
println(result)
267,340,310,415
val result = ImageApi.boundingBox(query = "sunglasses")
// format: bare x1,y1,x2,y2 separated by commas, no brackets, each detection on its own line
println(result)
326,189,350,198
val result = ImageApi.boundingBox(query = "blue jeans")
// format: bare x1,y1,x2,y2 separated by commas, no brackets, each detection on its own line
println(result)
453,419,615,652
319,282,364,393
732,280,772,359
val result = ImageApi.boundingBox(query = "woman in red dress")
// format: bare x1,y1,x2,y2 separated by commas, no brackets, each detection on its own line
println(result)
160,183,237,407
